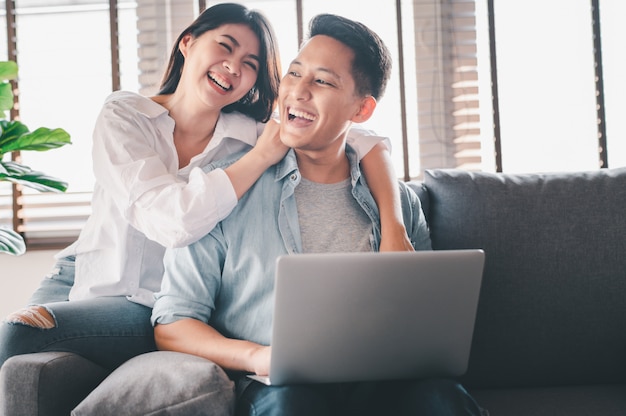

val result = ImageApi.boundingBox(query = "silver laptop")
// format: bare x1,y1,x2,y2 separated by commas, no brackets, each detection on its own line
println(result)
248,249,485,386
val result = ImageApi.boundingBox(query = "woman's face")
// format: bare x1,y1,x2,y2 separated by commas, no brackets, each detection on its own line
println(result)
180,23,261,109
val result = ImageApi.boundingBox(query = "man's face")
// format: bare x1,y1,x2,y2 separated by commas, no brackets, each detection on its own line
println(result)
278,35,366,154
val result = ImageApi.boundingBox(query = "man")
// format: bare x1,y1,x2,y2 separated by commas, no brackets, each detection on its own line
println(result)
152,14,484,416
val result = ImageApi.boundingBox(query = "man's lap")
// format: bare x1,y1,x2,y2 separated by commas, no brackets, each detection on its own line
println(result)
235,376,484,416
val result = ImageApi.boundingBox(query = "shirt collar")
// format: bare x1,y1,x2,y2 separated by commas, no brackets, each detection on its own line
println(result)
274,144,362,184
108,92,260,149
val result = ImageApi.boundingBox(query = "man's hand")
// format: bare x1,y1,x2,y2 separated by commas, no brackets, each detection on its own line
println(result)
250,345,272,376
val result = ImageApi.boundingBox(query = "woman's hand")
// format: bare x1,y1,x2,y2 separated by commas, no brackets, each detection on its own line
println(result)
253,119,289,166
379,224,415,252
224,119,289,199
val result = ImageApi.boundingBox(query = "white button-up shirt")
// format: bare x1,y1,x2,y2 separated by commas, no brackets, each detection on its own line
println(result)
58,90,386,307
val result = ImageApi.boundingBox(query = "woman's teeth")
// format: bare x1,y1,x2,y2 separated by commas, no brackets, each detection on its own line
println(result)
208,73,231,91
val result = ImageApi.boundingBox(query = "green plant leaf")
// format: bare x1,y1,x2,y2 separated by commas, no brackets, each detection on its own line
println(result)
0,61,70,254
0,61,71,255
1,126,71,154
0,120,30,151
0,160,68,192
0,82,14,113
0,61,17,115
0,227,26,256
0,61,18,81
0,160,28,175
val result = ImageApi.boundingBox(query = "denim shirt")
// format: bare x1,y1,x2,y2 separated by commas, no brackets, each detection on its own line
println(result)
152,145,432,346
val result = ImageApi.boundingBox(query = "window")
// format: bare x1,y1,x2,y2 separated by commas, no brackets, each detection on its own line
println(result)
476,0,626,173
1,0,147,248
2,0,622,251
485,0,599,173
0,0,198,249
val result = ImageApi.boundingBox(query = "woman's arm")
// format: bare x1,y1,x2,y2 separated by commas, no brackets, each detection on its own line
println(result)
359,142,414,252
224,119,287,199
155,319,271,376
93,97,287,248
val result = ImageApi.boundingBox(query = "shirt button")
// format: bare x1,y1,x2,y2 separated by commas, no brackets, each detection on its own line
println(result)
290,174,297,181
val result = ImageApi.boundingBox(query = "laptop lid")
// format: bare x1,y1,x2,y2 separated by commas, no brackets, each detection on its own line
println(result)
249,249,485,386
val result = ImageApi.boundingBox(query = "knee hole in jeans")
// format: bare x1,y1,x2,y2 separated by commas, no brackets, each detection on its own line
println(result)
4,305,56,329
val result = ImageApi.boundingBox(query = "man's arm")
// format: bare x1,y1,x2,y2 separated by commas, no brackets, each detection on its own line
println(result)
155,319,271,376
152,229,271,376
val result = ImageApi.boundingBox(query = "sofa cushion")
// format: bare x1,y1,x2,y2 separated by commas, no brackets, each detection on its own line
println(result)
71,351,234,416
423,168,626,388
470,384,626,416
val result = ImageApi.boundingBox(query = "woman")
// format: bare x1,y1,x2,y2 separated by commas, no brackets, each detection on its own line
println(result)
0,3,410,370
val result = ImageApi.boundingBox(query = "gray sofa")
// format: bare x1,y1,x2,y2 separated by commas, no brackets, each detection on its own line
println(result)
412,168,626,415
2,167,626,415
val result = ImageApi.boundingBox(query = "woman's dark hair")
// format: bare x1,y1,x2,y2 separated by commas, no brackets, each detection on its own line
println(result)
159,3,281,122
308,14,391,101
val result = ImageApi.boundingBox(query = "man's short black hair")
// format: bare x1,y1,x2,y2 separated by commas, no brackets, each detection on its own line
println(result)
308,14,392,100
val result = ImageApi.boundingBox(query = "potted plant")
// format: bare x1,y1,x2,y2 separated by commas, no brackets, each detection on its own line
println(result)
0,60,71,255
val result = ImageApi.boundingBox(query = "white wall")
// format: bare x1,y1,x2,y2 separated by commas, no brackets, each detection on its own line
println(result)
0,250,57,318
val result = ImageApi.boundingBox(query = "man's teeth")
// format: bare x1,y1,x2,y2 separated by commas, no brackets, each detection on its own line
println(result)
288,109,316,121
208,73,231,90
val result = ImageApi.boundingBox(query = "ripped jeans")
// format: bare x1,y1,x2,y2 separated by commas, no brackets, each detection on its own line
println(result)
0,256,156,370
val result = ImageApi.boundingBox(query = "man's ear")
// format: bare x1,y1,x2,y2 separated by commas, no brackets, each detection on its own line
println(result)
351,96,377,123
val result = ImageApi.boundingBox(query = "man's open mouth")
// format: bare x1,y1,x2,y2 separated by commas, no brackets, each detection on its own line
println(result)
288,108,317,121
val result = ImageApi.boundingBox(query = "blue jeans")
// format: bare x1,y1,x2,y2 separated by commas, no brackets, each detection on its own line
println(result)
26,255,77,305
235,377,485,416
0,257,156,370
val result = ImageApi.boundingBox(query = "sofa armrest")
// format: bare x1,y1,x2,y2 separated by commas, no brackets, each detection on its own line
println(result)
0,351,110,416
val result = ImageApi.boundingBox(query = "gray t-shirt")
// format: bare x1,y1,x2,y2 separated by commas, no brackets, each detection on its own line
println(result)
294,177,372,253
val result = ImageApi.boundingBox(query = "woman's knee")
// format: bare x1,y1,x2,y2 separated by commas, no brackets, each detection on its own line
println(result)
0,315,50,367
4,305,56,329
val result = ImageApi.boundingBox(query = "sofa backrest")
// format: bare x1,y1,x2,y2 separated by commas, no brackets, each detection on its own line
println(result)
409,168,626,389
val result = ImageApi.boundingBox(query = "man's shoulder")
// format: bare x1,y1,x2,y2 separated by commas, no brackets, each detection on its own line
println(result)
397,179,419,196
397,180,422,208
203,150,281,197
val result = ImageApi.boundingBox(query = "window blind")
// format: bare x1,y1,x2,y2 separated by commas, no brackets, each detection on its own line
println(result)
136,0,196,96
412,0,481,171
